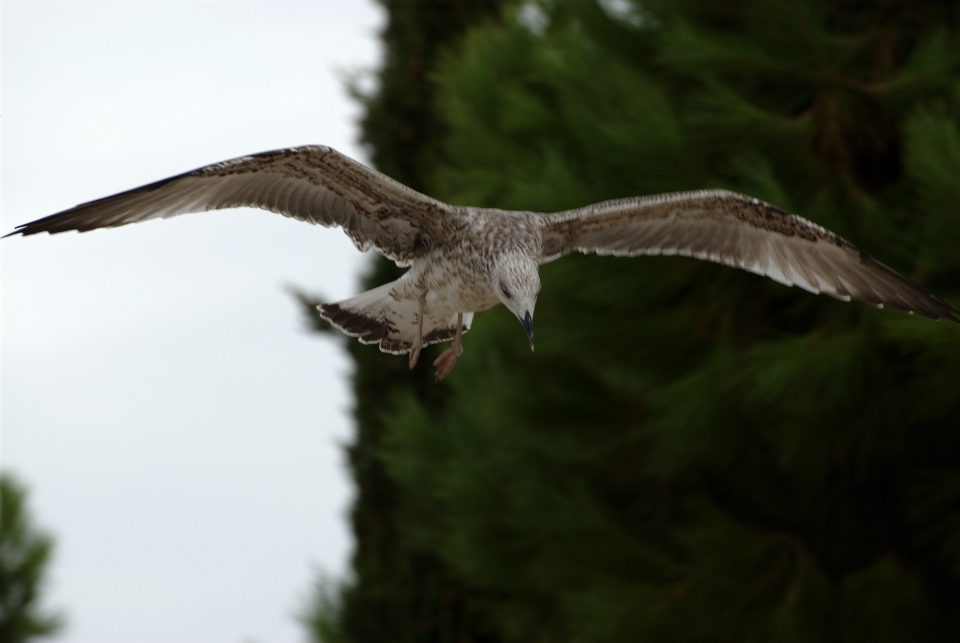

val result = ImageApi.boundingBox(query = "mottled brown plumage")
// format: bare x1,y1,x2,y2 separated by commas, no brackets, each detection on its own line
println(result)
6,146,957,380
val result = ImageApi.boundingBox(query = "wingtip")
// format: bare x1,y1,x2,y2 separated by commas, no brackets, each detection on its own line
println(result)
942,308,960,325
931,296,960,325
920,301,960,325
2,225,28,238
3,226,66,238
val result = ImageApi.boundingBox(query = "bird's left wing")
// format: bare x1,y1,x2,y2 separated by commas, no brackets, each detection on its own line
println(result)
5,146,461,265
539,189,959,322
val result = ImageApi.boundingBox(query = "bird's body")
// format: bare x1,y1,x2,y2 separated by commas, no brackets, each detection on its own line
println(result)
320,208,541,367
6,145,957,380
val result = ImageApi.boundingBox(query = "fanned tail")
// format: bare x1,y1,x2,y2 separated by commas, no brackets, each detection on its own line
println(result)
318,281,473,355
318,280,396,347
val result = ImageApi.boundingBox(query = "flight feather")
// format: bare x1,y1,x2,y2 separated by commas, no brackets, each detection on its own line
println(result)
539,189,959,323
4,145,461,265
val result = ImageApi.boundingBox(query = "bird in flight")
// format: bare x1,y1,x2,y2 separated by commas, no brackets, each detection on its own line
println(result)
7,146,958,380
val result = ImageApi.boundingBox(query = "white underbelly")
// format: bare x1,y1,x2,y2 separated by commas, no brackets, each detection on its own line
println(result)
410,257,499,315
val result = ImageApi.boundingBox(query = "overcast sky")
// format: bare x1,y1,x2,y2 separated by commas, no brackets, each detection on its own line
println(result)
1,2,383,641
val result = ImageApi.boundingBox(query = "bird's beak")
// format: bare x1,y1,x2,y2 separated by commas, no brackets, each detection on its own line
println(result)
522,311,534,351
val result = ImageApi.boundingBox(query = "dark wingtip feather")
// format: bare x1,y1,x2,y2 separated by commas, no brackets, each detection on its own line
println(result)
859,253,960,324
2,219,60,237
937,304,960,325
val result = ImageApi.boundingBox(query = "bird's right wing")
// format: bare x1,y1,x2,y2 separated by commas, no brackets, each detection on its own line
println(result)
5,146,463,265
540,189,958,322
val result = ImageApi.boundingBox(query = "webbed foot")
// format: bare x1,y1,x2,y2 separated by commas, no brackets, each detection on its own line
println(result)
433,346,461,381
432,312,464,381
409,299,424,369
408,342,422,369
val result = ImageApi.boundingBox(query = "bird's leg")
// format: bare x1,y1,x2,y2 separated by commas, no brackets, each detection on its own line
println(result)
433,313,464,381
408,299,425,369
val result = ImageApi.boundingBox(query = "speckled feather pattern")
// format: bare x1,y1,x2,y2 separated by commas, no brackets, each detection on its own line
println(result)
7,146,958,361
539,189,958,321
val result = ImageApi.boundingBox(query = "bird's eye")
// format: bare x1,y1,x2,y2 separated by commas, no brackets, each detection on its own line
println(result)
500,283,512,298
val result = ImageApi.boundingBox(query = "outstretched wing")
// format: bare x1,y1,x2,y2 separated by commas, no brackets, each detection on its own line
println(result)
5,146,462,265
540,189,959,323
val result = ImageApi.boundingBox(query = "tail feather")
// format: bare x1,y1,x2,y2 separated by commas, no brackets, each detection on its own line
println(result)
318,302,387,345
318,280,473,355
318,280,394,346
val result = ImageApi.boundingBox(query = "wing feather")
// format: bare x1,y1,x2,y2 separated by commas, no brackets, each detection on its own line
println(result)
5,146,461,265
540,189,959,323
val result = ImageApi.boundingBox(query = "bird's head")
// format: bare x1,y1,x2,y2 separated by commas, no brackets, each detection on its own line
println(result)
492,253,540,351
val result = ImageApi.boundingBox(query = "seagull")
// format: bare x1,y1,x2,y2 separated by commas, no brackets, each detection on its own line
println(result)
6,146,958,380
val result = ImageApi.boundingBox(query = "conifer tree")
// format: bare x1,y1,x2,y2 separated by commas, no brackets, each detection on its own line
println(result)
300,2,506,642
0,475,63,642
306,0,960,640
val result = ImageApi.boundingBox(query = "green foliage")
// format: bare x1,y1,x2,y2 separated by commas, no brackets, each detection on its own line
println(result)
306,0,960,641
0,475,62,642
299,575,344,643
302,3,507,642
355,0,507,191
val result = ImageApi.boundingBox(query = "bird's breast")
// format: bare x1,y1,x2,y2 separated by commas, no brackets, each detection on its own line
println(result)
416,252,499,314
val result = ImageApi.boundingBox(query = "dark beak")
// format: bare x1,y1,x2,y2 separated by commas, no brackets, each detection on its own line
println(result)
522,311,534,351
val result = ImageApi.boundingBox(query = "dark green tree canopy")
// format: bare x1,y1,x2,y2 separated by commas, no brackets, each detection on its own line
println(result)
304,1,960,641
0,474,63,642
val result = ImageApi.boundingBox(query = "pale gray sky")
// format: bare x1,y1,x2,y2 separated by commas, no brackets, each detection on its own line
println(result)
1,1,383,641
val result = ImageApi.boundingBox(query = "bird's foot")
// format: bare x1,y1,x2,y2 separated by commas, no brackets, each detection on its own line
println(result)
433,344,463,381
409,299,424,369
408,342,422,369
433,312,464,382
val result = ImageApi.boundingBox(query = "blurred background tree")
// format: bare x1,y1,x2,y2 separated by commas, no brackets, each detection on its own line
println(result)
302,0,960,641
299,2,508,642
0,474,63,642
